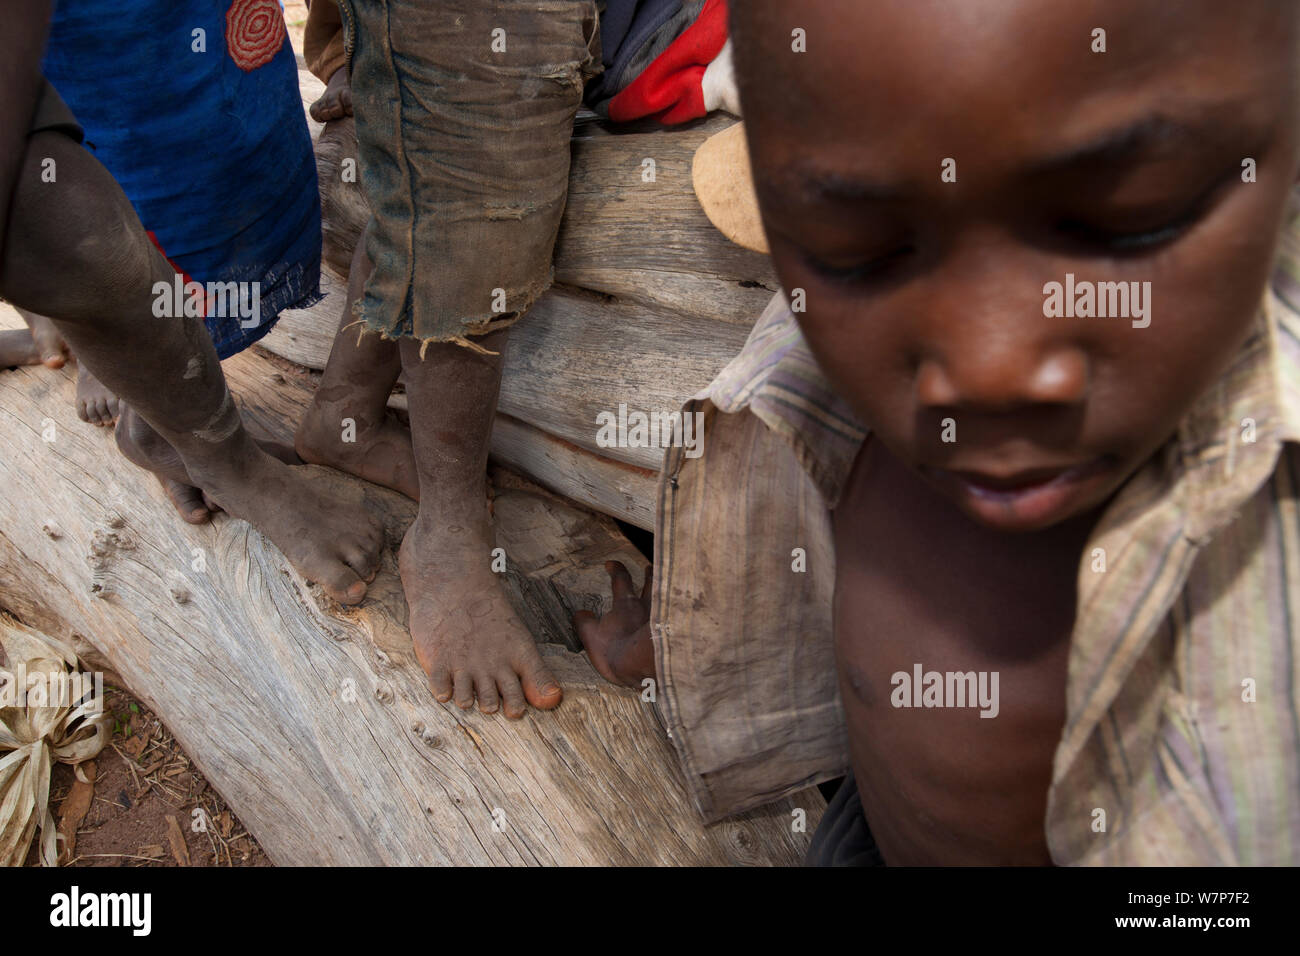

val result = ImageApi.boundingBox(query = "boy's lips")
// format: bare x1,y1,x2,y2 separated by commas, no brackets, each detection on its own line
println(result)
922,456,1116,529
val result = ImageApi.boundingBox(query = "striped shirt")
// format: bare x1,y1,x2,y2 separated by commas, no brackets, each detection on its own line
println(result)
653,193,1300,864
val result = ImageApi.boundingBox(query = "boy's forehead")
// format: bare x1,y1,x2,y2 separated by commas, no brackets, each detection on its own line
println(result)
735,0,1296,173
735,0,1294,55
735,0,1295,109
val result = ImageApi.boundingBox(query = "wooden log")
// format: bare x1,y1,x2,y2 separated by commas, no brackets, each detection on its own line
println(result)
555,115,778,327
489,414,658,532
0,317,824,865
261,274,745,524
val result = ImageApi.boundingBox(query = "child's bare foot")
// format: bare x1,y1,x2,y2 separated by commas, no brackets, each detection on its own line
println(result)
17,309,68,368
116,404,221,523
76,360,120,426
574,561,656,688
116,405,303,525
309,67,353,123
399,512,562,718
4,310,118,423
296,395,419,500
191,437,385,605
117,408,379,602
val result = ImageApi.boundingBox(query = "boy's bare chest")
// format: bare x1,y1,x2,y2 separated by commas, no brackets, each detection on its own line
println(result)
830,441,1091,865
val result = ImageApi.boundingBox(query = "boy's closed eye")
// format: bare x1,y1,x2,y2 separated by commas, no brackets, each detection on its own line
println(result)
764,109,1276,289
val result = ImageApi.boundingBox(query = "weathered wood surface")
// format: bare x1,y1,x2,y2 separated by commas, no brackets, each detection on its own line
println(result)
260,71,771,529
0,313,823,865
264,277,670,529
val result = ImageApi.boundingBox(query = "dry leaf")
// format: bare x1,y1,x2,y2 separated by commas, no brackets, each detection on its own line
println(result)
0,620,110,866
120,727,152,759
164,814,191,866
55,759,96,863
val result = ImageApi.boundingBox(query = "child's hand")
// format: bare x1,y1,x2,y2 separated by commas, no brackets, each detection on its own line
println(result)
575,561,655,688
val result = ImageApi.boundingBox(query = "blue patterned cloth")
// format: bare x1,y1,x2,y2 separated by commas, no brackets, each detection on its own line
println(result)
42,0,320,358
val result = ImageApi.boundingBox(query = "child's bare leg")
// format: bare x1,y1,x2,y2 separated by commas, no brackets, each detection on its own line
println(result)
116,404,304,525
398,330,561,718
0,0,50,263
0,327,41,368
295,236,418,499
0,304,66,370
114,403,215,523
1,131,383,604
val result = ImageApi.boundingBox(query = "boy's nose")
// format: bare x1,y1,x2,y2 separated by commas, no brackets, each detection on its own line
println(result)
915,340,1090,411
910,245,1092,412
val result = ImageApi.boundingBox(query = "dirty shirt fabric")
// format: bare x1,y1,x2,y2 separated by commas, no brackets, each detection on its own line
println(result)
340,0,600,348
41,0,321,359
655,191,1300,865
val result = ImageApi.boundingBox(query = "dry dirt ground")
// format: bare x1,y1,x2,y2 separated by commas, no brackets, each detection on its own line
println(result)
19,1,317,870
22,685,271,868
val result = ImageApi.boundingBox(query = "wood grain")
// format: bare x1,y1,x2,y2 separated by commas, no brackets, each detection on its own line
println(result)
0,323,823,865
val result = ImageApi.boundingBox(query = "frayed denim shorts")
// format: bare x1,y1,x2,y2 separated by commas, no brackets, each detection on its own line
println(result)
340,0,601,351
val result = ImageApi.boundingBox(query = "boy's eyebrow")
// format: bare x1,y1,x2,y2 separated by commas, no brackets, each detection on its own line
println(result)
761,103,1260,211
765,116,1224,205
1026,113,1238,174
763,166,904,206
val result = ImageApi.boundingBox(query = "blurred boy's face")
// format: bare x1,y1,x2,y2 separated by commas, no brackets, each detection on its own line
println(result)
735,0,1300,532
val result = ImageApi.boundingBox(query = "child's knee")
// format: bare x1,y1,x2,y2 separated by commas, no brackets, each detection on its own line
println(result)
1,131,155,319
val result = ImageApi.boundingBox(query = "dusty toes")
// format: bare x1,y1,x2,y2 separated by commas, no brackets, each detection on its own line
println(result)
517,653,562,711
339,526,384,583
162,479,214,525
76,366,120,426
426,666,453,703
79,395,119,427
76,397,99,425
497,672,528,720
284,486,384,604
309,93,343,123
315,559,368,606
452,671,475,710
475,676,501,715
